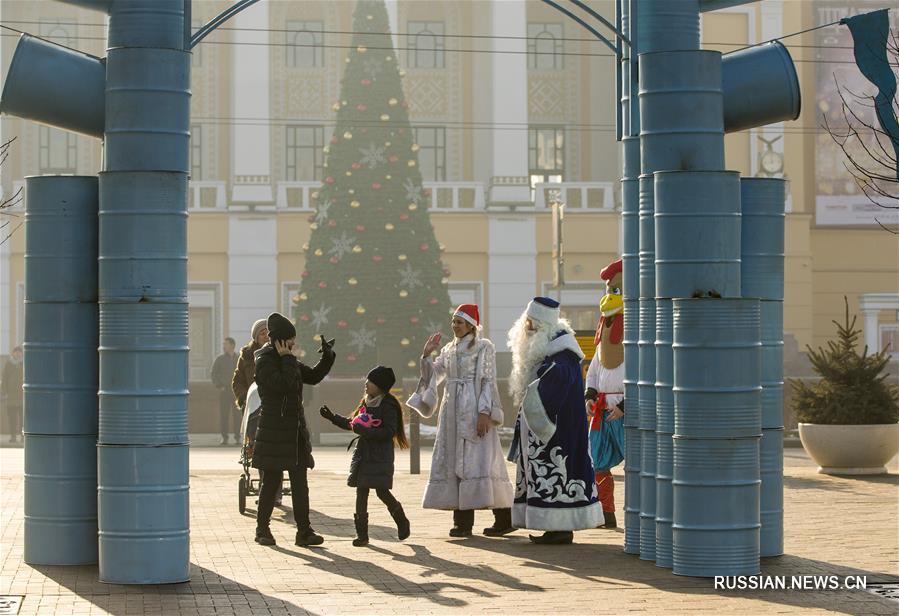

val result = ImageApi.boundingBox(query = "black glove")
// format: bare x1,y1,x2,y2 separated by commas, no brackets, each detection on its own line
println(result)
307,453,315,470
319,405,335,421
318,335,335,355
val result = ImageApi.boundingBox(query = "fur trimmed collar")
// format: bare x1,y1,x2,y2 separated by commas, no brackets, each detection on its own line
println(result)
545,330,585,360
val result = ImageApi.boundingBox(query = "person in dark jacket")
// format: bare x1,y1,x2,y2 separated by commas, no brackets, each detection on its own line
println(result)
211,337,239,445
320,366,410,547
252,312,335,547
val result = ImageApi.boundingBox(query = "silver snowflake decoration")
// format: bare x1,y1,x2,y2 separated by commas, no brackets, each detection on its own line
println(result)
349,326,377,353
314,199,332,226
362,57,383,80
359,143,386,168
327,231,357,259
311,304,331,330
398,263,423,289
403,178,425,205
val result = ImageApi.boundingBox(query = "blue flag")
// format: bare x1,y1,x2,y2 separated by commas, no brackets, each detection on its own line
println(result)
841,9,899,180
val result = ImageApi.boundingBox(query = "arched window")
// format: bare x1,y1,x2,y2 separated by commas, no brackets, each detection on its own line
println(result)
408,21,445,69
286,21,324,68
527,23,563,70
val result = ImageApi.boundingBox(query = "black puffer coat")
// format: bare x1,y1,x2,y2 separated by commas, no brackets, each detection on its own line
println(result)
251,344,335,471
327,395,400,490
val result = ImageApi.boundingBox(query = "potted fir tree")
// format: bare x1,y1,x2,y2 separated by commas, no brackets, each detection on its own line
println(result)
794,298,899,475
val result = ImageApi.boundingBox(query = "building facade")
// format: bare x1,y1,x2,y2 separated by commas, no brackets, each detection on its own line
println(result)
2,0,897,382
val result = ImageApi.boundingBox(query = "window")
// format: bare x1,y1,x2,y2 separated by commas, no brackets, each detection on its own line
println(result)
881,325,899,361
412,127,446,181
407,21,445,69
39,126,77,174
529,126,565,187
190,124,203,180
40,21,75,48
528,23,564,70
286,21,324,68
285,125,325,181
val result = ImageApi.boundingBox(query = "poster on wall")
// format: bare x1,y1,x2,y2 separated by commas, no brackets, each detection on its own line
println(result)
815,1,899,226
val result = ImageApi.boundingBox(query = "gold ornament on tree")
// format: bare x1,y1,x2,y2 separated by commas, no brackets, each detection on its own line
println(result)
356,305,366,315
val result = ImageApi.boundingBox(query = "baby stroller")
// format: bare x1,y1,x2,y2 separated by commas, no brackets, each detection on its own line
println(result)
238,382,289,514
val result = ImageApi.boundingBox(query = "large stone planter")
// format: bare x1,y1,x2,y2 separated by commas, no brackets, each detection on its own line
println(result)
798,423,899,475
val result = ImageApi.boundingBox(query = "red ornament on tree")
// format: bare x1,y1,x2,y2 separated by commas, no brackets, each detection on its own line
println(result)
301,270,310,278
372,182,382,190
372,255,383,263
420,243,429,251
318,281,328,289
325,176,335,184
356,103,367,112
338,320,349,328
399,213,409,221
347,354,357,362
356,224,365,232
361,79,372,86
351,162,362,170
300,314,310,322
429,298,439,305
330,135,339,144
376,317,386,325
388,155,399,163
328,219,337,228
410,316,420,324
329,256,339,264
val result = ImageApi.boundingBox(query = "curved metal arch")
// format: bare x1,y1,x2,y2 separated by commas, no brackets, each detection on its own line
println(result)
190,0,261,50
568,0,630,47
540,0,618,56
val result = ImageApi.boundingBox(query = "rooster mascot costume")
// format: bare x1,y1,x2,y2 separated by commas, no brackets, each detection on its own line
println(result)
584,259,625,528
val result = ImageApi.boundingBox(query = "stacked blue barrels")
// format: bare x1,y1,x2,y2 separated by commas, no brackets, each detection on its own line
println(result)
23,176,99,565
97,0,191,584
741,178,787,558
621,135,642,555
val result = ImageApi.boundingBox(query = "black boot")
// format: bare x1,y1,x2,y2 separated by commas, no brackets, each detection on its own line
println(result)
600,512,617,529
483,508,516,537
528,531,574,545
295,527,324,547
255,526,275,546
352,513,369,547
388,504,410,541
450,509,474,537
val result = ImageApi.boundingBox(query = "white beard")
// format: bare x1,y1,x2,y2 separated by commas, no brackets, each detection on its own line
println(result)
507,313,569,406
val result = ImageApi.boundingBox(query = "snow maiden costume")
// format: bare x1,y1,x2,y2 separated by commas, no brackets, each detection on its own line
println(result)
584,259,626,528
508,297,604,544
407,304,515,537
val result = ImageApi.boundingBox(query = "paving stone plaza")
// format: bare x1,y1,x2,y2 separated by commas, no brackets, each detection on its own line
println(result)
1,445,896,615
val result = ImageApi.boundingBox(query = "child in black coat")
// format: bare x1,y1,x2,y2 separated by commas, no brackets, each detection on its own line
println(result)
320,365,410,546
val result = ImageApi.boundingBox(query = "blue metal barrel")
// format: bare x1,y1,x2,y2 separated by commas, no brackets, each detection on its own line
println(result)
760,428,784,557
107,0,186,50
638,175,655,299
723,42,800,133
672,298,761,438
24,175,98,301
741,178,785,300
639,425,657,561
0,34,105,138
97,444,190,584
22,175,98,566
624,425,642,555
24,435,98,565
639,51,724,173
655,171,742,299
672,435,760,577
622,178,639,301
99,301,189,444
637,0,700,54
760,300,784,429
99,172,188,302
655,298,674,568
23,303,98,435
104,48,190,173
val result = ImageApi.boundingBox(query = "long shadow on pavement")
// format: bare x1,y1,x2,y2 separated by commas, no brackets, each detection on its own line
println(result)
271,543,496,608
455,534,898,614
32,563,319,616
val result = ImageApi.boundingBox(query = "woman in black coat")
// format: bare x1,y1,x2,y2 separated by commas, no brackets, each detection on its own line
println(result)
252,312,335,547
320,366,410,547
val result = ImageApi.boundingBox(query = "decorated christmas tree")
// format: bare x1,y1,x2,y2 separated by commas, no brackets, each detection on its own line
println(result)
294,0,451,377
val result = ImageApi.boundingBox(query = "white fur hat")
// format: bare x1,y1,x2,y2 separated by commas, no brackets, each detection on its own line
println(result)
526,296,561,323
